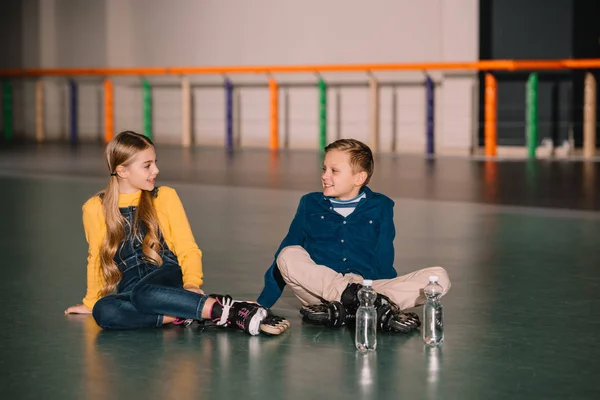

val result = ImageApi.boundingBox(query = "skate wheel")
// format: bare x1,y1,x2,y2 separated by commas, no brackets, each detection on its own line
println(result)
260,314,291,335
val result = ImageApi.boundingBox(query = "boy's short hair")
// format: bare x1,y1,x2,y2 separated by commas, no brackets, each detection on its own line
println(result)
324,138,374,186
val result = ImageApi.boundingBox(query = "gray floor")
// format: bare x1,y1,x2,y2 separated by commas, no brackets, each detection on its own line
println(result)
1,144,599,399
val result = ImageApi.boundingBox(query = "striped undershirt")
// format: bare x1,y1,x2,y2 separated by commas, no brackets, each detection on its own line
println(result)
328,192,366,217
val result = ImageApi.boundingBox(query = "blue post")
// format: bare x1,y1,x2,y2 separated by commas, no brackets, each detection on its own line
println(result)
425,75,435,156
225,78,233,152
69,79,78,144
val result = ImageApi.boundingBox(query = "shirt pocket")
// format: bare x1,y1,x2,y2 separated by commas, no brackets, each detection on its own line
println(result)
349,215,381,246
307,212,338,241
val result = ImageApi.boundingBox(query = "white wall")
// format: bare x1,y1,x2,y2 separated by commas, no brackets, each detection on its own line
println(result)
3,0,479,154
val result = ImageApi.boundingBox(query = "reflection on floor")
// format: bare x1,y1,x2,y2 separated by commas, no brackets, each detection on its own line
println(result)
1,143,599,399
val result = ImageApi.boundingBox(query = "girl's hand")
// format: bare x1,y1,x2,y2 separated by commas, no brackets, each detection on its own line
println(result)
185,287,205,295
64,304,92,314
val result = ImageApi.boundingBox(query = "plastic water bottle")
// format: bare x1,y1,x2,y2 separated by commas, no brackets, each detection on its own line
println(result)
423,275,444,347
355,279,377,352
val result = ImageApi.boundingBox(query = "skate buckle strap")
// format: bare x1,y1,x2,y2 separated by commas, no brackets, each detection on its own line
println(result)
300,301,345,328
214,295,234,326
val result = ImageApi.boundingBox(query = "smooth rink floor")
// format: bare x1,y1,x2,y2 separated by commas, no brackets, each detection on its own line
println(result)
0,143,599,400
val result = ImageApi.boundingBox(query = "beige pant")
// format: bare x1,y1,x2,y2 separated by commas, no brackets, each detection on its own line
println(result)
276,245,451,310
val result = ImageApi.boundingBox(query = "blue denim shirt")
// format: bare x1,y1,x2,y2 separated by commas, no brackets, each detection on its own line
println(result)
257,186,398,308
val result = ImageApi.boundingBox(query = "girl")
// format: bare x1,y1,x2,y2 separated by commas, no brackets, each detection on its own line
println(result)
65,131,288,335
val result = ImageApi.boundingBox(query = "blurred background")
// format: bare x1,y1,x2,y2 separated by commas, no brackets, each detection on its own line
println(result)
0,0,598,158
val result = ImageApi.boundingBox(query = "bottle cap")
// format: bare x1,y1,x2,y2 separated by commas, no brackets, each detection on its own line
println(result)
363,279,373,286
429,275,439,282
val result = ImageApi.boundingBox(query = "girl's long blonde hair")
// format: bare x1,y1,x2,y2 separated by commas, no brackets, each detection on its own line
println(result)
99,131,163,296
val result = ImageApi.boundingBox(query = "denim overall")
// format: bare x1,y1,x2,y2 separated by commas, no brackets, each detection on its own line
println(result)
91,189,208,329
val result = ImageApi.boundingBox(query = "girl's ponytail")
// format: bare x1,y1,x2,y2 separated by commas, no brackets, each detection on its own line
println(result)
99,174,125,296
135,190,162,267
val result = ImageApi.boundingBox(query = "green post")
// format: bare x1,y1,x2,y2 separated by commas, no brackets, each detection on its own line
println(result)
142,79,152,139
318,78,327,152
526,73,538,158
3,81,13,141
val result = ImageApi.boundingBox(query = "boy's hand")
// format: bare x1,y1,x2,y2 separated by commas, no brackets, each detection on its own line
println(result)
64,304,92,314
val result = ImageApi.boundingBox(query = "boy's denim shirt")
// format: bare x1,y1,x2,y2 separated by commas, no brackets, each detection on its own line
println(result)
257,186,398,308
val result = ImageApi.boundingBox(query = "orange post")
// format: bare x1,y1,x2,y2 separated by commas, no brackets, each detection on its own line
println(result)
484,73,497,157
583,72,596,158
269,78,279,150
104,78,114,143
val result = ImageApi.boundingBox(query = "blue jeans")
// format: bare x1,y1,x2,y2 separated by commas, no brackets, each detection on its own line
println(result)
92,263,208,330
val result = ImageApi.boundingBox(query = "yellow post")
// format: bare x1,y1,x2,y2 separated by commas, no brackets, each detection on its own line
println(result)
368,75,379,152
35,80,44,142
181,76,191,147
583,72,596,158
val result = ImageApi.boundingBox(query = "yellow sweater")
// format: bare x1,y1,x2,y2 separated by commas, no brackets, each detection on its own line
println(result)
81,186,203,310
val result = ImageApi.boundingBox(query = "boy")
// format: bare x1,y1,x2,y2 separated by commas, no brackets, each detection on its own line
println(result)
256,139,451,332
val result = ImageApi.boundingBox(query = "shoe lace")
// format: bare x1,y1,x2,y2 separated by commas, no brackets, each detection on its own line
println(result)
214,295,234,326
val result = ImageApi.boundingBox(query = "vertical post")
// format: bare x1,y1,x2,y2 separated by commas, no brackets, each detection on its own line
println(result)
368,74,379,152
425,74,435,156
550,82,559,149
3,81,13,141
484,73,498,157
142,79,152,139
567,79,575,150
583,72,596,158
225,78,233,152
104,78,114,143
181,76,191,147
234,88,241,148
335,88,342,141
526,73,539,158
36,80,44,143
391,86,397,152
318,77,327,152
269,77,279,151
69,79,78,144
283,88,290,149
